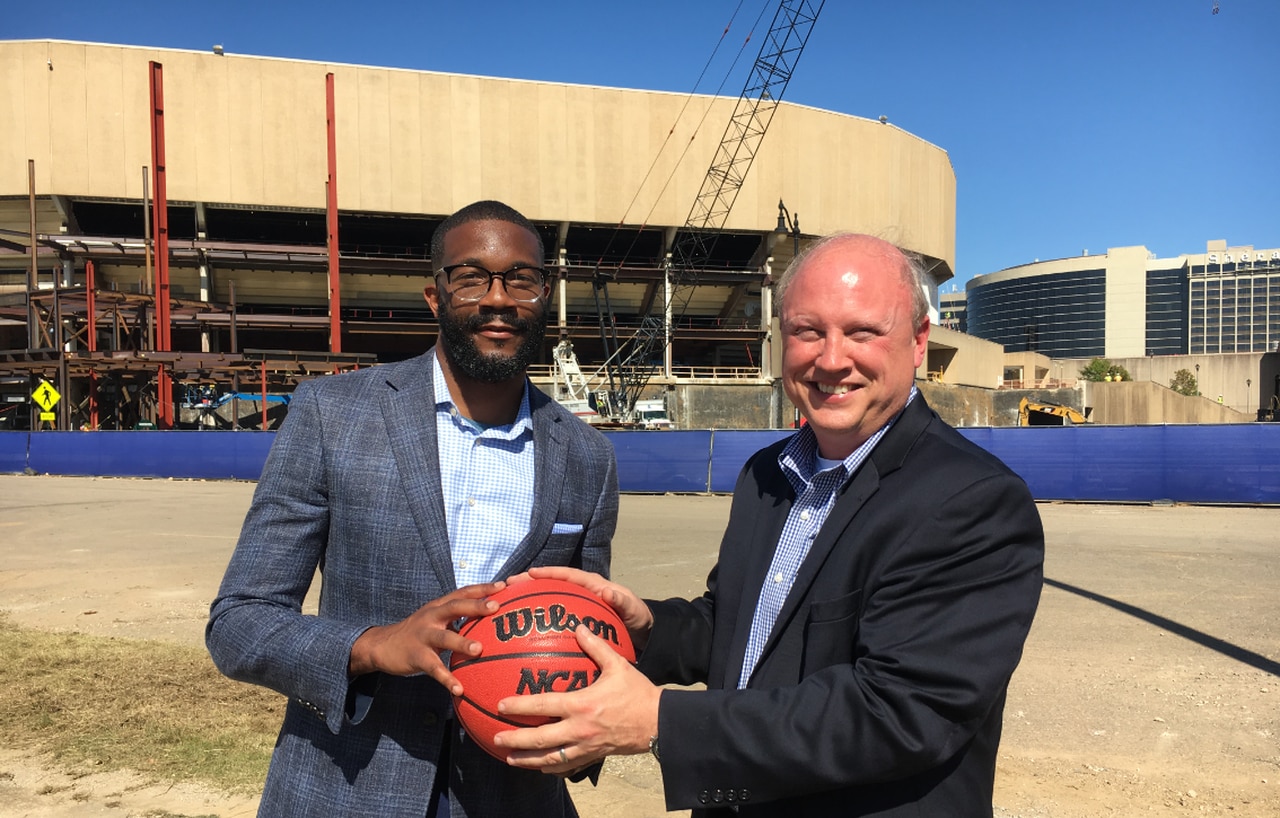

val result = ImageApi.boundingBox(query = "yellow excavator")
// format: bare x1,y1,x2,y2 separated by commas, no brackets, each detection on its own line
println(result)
1019,397,1090,426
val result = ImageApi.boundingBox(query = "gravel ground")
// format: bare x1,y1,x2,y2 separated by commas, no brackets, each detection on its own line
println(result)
0,475,1276,817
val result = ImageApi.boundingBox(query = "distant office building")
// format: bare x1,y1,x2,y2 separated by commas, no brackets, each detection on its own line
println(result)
966,241,1280,358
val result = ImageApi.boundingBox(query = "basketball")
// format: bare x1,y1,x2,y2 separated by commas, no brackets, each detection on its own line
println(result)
449,577,635,760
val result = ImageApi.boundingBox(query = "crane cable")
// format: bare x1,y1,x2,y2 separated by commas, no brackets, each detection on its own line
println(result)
595,1,774,274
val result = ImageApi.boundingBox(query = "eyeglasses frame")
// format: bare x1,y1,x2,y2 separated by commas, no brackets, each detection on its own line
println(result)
434,262,550,304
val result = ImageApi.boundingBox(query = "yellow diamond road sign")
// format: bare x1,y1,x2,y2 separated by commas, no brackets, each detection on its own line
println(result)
32,380,61,412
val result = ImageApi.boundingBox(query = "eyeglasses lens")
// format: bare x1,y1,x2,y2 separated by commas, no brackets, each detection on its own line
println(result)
443,265,546,303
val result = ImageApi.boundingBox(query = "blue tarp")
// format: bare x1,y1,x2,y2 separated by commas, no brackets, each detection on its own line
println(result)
608,430,712,493
2,425,1278,504
20,431,276,480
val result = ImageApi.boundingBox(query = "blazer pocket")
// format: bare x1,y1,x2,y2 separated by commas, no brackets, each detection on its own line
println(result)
808,589,862,624
551,522,584,535
801,589,863,675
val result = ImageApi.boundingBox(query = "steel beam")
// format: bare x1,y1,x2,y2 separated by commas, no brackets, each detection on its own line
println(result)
326,72,343,353
150,61,173,427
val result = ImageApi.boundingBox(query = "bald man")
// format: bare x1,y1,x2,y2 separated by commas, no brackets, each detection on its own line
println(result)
495,234,1045,818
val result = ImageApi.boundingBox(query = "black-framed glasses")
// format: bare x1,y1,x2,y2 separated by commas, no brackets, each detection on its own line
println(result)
436,263,548,303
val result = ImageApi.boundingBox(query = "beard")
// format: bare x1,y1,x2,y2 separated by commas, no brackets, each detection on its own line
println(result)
437,299,548,384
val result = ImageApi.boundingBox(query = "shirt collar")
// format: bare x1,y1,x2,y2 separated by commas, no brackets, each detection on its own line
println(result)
431,350,533,438
780,385,918,489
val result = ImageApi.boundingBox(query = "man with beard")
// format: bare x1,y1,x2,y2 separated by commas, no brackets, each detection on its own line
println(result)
207,200,619,818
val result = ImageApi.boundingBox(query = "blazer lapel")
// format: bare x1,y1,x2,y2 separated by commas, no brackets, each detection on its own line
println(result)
722,452,795,689
744,397,936,680
380,350,457,594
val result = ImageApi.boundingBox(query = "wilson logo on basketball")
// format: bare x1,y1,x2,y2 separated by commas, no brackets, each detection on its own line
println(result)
492,603,622,647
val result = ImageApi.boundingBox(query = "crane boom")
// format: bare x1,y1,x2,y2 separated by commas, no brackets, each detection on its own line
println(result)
594,0,825,424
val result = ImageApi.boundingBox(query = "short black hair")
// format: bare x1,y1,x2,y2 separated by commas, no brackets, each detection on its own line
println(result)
429,200,545,269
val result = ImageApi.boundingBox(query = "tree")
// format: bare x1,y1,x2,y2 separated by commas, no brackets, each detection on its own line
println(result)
1079,358,1109,382
1169,369,1199,397
1080,358,1131,382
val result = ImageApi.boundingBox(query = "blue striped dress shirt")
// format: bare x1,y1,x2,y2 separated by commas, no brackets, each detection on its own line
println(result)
432,353,535,588
738,387,918,688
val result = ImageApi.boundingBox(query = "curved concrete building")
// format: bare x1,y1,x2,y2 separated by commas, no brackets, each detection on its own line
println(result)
0,39,959,428
966,241,1280,360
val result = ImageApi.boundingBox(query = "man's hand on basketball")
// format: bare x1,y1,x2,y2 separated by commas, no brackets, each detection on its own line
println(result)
492,622,661,773
347,581,505,695
512,566,654,648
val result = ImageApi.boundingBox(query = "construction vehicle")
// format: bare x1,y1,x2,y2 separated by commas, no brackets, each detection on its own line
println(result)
550,340,600,422
634,398,674,430
551,339,672,428
1019,397,1090,426
1259,395,1280,422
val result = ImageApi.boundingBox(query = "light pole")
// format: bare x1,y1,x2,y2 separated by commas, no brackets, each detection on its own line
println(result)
776,199,800,260
776,200,801,427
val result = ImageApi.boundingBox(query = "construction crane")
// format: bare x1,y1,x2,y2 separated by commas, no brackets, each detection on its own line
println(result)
586,0,825,425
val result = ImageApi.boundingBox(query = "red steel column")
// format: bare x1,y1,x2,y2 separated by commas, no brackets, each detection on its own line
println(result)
261,358,268,430
149,61,173,427
86,260,98,429
326,72,342,353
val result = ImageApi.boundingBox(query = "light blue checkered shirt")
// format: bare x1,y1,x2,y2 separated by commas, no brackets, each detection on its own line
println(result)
433,354,536,588
737,387,918,689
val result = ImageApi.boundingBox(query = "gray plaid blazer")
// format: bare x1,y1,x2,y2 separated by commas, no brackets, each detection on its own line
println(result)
207,350,618,818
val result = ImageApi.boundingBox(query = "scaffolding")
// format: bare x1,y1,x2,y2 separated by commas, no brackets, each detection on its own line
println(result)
0,272,373,431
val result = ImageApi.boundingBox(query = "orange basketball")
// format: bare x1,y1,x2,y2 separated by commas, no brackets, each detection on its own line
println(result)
449,577,635,760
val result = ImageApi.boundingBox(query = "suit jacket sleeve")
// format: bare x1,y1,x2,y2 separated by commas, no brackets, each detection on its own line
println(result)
641,414,1045,810
205,379,367,735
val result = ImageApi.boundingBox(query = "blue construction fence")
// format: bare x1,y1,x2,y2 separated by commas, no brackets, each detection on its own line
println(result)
1,425,1278,504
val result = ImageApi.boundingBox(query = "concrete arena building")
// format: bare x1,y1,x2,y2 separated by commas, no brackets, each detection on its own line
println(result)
0,40,968,429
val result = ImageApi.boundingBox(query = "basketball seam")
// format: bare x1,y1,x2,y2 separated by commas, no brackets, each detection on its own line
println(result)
451,650,603,671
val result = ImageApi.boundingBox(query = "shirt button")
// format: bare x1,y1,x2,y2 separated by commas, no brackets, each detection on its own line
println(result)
773,572,784,583
467,497,476,507
800,509,810,520
698,790,709,804
424,712,439,726
458,560,468,570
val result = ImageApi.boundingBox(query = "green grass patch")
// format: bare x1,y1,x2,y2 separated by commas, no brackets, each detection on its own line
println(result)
0,614,284,794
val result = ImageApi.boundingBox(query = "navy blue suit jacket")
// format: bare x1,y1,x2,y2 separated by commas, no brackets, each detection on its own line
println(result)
638,396,1044,817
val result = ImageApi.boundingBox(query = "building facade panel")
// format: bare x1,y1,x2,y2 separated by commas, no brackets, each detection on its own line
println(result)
967,268,1107,358
1,40,956,272
1144,265,1188,356
1188,248,1280,355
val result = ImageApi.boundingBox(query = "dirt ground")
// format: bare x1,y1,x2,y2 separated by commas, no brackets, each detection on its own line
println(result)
0,474,1276,817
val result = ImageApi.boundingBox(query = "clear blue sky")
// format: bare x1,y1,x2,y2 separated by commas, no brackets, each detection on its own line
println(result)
9,0,1278,287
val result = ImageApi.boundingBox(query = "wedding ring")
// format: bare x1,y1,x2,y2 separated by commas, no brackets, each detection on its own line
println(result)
558,747,568,764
